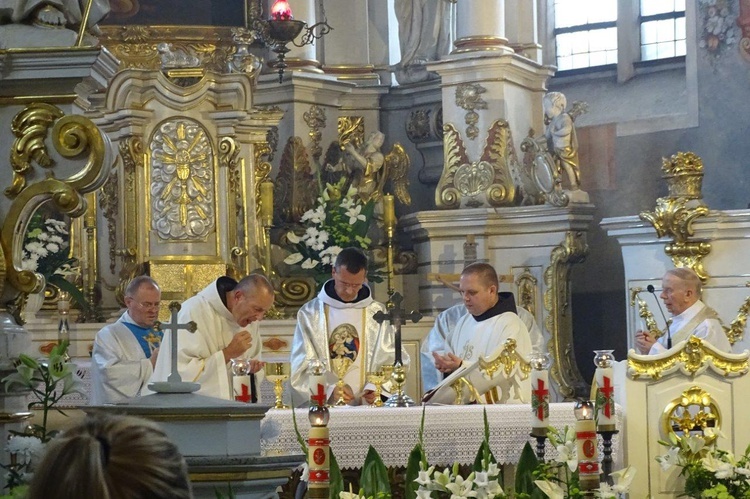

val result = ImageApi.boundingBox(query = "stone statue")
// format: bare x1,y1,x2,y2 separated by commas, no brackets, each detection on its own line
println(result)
344,131,386,203
0,0,110,48
395,0,454,84
519,91,588,206
544,92,580,190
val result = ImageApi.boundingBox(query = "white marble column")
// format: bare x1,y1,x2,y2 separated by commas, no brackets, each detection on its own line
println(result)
454,0,512,54
319,0,378,84
283,0,322,72
505,0,542,63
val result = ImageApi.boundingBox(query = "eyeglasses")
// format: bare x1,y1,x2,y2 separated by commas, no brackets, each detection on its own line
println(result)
130,300,161,311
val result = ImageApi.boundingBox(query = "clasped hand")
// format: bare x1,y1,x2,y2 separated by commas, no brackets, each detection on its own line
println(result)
432,351,462,374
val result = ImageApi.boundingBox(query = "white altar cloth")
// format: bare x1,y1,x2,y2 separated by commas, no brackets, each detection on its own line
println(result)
260,403,623,468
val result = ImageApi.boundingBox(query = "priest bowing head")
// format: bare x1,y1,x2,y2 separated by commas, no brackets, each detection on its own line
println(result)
150,274,275,401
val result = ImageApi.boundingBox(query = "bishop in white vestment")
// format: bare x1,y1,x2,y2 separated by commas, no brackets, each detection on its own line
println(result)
290,248,409,406
91,276,162,404
150,275,275,400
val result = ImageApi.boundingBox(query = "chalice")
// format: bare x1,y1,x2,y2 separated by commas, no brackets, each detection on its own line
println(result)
264,362,291,409
366,371,385,407
330,357,353,407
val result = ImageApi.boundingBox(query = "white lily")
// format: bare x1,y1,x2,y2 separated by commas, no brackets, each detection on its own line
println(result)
534,479,565,499
656,446,680,471
287,231,301,244
301,258,319,269
609,466,636,493
345,205,366,224
556,441,577,472
284,253,304,265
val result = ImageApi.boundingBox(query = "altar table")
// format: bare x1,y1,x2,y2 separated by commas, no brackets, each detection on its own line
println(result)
260,403,623,469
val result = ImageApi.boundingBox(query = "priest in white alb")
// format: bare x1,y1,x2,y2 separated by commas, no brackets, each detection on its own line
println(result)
290,247,409,406
91,276,162,404
150,274,275,400
427,262,532,404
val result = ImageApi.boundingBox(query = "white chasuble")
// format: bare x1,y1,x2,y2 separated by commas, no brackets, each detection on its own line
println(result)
91,311,157,404
425,310,531,405
290,280,409,405
150,279,262,400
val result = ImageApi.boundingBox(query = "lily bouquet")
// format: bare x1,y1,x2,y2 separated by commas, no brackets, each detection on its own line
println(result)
20,213,89,311
284,178,383,288
656,430,750,498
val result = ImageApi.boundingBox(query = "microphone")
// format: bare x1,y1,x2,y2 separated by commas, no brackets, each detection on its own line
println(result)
647,284,672,349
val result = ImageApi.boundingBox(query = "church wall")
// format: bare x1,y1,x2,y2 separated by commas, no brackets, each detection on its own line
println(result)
544,8,750,381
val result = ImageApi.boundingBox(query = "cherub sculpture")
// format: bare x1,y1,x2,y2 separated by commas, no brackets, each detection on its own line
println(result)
520,92,588,206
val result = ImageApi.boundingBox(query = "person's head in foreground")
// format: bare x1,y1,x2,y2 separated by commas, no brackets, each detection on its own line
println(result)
28,414,192,499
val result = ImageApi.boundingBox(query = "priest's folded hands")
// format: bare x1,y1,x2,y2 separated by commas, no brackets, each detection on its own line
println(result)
432,351,462,374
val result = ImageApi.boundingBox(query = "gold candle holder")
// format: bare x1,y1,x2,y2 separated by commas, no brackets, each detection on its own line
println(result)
366,371,385,407
264,361,290,409
330,357,353,407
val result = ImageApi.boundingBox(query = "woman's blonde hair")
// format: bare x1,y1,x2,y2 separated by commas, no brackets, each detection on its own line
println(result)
28,414,192,499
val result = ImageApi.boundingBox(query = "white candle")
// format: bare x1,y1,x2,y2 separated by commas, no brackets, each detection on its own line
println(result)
595,366,616,430
309,373,327,406
530,369,549,434
233,375,252,403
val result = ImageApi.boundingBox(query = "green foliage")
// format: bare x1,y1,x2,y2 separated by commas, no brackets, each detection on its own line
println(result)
360,446,391,498
2,341,82,442
515,442,545,499
473,408,497,473
213,484,236,499
330,447,344,499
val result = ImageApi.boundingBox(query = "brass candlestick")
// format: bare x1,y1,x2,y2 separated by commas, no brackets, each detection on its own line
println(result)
384,361,413,407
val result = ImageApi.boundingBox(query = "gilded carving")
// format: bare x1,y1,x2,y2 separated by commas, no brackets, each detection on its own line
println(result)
661,386,721,444
478,338,531,381
516,268,538,317
99,168,118,275
1,107,110,298
640,152,711,280
406,108,431,143
726,283,750,346
628,336,749,379
455,83,487,140
6,103,64,199
303,105,326,163
219,136,244,274
276,276,316,309
266,127,279,162
337,116,365,151
150,119,215,240
544,231,589,399
274,137,316,223
630,287,662,339
436,121,517,209
100,26,236,72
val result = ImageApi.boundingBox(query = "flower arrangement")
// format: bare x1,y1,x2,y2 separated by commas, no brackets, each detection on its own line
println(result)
656,430,750,498
1,341,83,496
20,212,90,314
284,178,383,288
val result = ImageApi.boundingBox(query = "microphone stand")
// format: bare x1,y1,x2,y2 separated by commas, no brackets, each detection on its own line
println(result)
647,285,673,349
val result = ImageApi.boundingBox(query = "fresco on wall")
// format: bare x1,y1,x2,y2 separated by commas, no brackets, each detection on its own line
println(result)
103,0,245,26
739,0,750,62
697,0,740,64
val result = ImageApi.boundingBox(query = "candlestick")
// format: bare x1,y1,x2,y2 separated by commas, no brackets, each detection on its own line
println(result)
529,351,551,437
382,194,395,230
260,181,274,226
308,359,330,498
231,358,252,403
574,400,599,493
593,350,616,432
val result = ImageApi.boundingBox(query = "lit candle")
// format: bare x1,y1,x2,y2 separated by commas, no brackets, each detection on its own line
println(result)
271,0,293,20
260,181,274,226
382,194,395,230
574,400,600,492
529,352,551,437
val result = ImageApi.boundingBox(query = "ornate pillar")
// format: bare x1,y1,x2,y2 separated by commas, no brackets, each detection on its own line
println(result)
320,0,378,84
284,0,323,73
505,0,543,63
454,0,512,54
